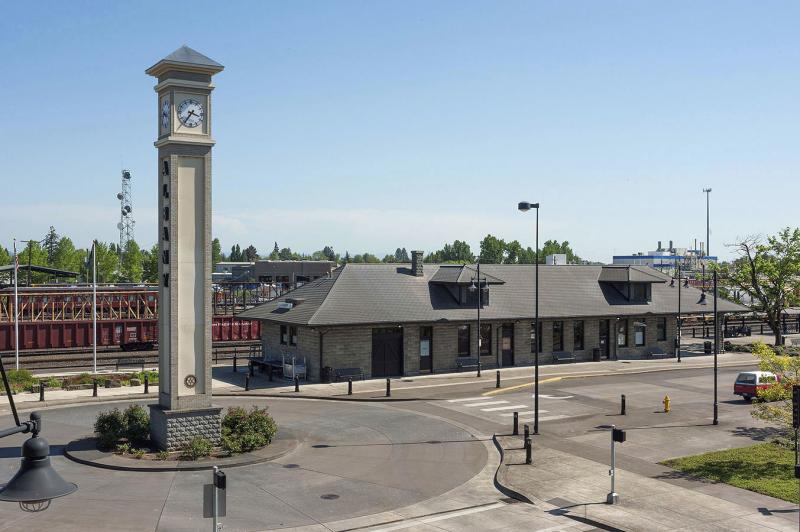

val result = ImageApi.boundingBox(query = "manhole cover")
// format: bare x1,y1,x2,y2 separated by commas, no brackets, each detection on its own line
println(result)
283,464,299,469
312,444,331,449
320,494,339,500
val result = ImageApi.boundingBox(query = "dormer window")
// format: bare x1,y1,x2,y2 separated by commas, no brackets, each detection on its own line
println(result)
631,283,650,302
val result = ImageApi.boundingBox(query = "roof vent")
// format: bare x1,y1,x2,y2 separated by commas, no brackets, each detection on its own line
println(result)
286,297,305,307
411,250,424,276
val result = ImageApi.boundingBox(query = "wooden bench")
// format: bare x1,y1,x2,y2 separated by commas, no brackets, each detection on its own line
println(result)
552,351,575,363
116,357,145,372
334,368,364,382
644,347,669,359
250,358,283,377
456,357,480,371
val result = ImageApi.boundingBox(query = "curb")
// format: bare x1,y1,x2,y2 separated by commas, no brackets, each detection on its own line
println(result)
491,434,534,505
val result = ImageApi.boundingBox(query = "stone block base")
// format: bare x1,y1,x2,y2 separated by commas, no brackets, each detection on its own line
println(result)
149,405,222,452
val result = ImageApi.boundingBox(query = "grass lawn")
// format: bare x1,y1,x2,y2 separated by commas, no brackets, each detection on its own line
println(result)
662,443,799,504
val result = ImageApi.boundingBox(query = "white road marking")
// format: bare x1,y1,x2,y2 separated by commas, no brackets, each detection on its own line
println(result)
371,501,507,531
481,404,529,412
537,394,573,399
500,410,547,416
446,396,489,403
464,401,507,407
519,414,569,422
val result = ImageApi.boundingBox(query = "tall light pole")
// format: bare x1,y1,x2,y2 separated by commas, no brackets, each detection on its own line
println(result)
469,259,488,378
702,188,711,259
713,269,719,426
518,201,540,434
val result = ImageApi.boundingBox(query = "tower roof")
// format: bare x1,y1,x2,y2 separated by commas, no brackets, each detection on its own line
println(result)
146,45,224,77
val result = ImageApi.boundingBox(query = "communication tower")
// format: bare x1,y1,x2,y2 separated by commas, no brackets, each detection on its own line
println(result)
116,170,135,261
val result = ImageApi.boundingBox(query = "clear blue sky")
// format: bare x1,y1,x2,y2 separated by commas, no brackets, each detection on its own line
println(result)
2,1,798,261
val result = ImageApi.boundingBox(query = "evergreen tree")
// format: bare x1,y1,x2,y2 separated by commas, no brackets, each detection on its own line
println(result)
211,238,222,267
43,226,59,264
244,244,258,261
343,251,351,263
322,245,336,262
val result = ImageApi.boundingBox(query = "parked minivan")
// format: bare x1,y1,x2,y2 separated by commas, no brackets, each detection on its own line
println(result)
733,371,778,401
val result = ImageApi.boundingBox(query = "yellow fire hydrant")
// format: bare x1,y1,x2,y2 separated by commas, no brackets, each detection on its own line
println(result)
663,395,671,413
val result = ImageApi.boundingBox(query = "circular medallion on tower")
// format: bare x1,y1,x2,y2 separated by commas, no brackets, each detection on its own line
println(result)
184,375,197,388
177,98,204,128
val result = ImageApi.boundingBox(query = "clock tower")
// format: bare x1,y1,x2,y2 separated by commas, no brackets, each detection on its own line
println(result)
146,46,224,451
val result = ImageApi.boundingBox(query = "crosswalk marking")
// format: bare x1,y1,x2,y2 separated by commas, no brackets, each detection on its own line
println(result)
446,396,488,403
464,401,507,407
481,404,528,412
519,414,569,422
537,394,573,399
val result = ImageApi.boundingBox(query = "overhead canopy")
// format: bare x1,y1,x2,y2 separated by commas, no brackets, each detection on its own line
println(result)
0,264,79,283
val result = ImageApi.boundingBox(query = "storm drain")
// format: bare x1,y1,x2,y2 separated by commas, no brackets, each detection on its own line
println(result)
282,464,299,469
320,493,340,500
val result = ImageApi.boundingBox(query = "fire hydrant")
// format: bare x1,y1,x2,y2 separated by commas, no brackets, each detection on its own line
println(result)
663,395,671,413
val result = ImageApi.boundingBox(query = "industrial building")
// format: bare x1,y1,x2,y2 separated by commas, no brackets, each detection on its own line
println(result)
612,240,717,275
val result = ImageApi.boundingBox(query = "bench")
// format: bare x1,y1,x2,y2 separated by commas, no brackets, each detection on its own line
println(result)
456,357,480,371
250,357,283,377
334,368,365,382
644,347,669,360
552,351,575,363
116,357,145,372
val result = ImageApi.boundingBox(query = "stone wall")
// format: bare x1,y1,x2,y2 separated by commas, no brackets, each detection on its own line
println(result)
149,405,221,452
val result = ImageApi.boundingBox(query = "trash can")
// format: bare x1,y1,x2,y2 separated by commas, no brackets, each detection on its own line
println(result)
321,366,333,383
592,348,601,362
704,341,712,354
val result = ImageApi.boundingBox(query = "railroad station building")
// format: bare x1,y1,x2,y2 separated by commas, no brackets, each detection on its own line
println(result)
240,252,744,382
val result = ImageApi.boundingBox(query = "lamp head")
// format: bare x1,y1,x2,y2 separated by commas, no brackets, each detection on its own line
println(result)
0,415,76,512
517,201,540,212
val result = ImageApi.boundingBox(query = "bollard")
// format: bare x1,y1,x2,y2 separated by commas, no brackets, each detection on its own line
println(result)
39,383,45,402
347,377,353,396
663,395,671,413
92,379,98,397
496,370,500,389
525,437,532,464
513,412,519,435
144,374,149,394
523,423,530,441
386,378,391,397
245,374,251,391
295,376,300,393
233,353,238,373
249,361,254,377
621,394,626,416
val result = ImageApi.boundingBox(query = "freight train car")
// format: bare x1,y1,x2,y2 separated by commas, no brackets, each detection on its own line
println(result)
0,285,260,352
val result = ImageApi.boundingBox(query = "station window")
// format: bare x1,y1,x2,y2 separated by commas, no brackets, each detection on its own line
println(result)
457,325,470,356
657,317,667,341
280,325,288,345
419,326,432,357
553,321,564,351
573,321,584,351
289,326,298,346
634,322,646,346
480,324,492,356
617,320,628,347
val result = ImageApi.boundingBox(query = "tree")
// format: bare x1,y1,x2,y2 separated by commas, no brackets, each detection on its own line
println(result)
362,253,380,263
479,234,506,264
121,240,143,283
142,244,159,283
343,251,351,264
20,241,48,283
540,239,582,264
278,247,296,260
94,242,119,282
504,240,523,264
43,226,59,264
322,245,337,262
268,242,280,260
229,244,242,262
211,238,222,267
721,228,800,346
244,245,258,262
394,247,410,262
749,341,800,446
0,246,10,266
52,237,82,274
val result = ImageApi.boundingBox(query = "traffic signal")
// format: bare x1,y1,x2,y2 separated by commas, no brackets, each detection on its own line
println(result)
612,428,626,443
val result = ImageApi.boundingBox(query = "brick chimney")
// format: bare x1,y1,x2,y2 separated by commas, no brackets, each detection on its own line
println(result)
411,250,424,276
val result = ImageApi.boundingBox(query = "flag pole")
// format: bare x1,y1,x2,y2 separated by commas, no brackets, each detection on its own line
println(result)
13,239,19,370
92,240,97,374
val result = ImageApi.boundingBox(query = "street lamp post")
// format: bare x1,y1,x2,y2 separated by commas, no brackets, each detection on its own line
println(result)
469,259,488,378
518,201,540,434
713,269,719,426
674,264,683,363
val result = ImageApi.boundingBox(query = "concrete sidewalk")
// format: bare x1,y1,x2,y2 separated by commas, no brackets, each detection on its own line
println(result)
494,434,798,531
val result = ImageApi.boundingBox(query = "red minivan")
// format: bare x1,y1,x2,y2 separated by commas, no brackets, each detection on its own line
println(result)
734,371,778,401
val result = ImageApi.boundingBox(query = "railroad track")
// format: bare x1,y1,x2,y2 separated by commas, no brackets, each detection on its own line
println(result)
0,341,260,371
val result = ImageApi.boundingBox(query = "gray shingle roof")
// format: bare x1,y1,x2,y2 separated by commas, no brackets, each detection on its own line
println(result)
238,264,746,326
429,264,505,285
598,265,665,283
146,46,224,75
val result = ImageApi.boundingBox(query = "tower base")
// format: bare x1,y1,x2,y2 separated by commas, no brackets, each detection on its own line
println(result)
149,405,222,452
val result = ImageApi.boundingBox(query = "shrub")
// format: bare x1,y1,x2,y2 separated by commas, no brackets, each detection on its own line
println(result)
95,408,125,448
115,442,131,455
130,378,141,387
181,437,213,460
155,450,170,461
42,377,62,389
221,406,277,454
131,448,145,459
122,405,150,444
0,369,36,393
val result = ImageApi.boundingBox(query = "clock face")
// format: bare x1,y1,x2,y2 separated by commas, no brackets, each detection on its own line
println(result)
177,98,204,128
160,100,170,130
